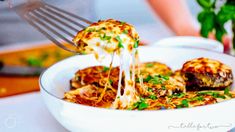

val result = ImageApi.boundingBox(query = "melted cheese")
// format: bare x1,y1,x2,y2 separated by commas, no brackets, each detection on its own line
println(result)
73,19,140,109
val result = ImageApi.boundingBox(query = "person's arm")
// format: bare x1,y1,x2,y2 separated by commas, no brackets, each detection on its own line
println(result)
147,0,231,52
147,0,198,36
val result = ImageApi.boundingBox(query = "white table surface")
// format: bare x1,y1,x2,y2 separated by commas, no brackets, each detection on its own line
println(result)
0,92,68,132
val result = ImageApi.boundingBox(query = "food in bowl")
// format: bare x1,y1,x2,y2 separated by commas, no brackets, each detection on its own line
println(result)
64,19,234,110
64,58,234,110
182,57,233,90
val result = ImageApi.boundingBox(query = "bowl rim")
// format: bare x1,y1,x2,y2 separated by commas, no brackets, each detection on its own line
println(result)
39,46,235,113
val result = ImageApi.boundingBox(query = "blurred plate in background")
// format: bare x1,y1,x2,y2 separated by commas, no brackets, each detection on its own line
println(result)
153,36,224,53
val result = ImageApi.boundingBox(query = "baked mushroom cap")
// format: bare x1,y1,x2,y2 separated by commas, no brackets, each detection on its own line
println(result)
181,57,233,90
73,19,139,56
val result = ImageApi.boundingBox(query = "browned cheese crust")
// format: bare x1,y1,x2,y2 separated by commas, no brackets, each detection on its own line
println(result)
73,19,139,54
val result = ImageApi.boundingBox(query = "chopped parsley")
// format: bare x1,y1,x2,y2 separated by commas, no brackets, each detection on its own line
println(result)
143,75,152,82
135,78,140,83
146,63,154,67
162,86,166,90
188,96,205,102
147,87,153,92
170,93,185,98
181,99,189,107
109,79,113,84
149,95,157,100
105,36,112,41
103,66,110,72
160,75,169,80
115,36,124,48
176,105,183,108
133,97,149,110
143,74,169,86
138,102,149,110
118,43,124,48
100,33,112,41
133,39,139,48
115,35,122,42
149,75,169,85
120,21,126,25
87,28,96,32
198,91,226,99
122,30,128,34
224,87,232,97
176,95,204,108
175,99,189,108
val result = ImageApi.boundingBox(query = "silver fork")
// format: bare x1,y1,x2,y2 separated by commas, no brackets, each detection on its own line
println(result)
14,0,92,53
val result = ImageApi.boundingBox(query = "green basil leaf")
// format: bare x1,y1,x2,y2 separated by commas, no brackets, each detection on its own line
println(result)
196,0,213,9
215,24,227,42
199,11,216,37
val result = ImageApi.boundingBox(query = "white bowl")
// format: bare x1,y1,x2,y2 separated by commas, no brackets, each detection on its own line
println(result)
153,36,224,53
40,47,235,132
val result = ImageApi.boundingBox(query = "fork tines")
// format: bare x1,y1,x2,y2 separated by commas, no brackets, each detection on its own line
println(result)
14,1,92,53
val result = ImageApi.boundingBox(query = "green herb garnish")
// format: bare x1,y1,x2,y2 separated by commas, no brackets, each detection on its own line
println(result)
149,75,169,85
198,91,226,99
135,78,140,83
146,63,154,67
159,74,169,80
143,75,152,82
224,87,232,97
133,39,139,48
149,95,157,100
115,36,124,48
118,43,124,48
109,79,113,84
120,21,126,25
115,35,122,42
87,28,96,32
103,66,109,72
175,99,189,108
100,33,112,41
162,86,166,90
105,36,112,41
133,97,149,110
147,87,153,92
122,30,128,34
170,93,185,98
188,96,205,102
181,99,189,107
143,74,169,85
138,102,149,110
